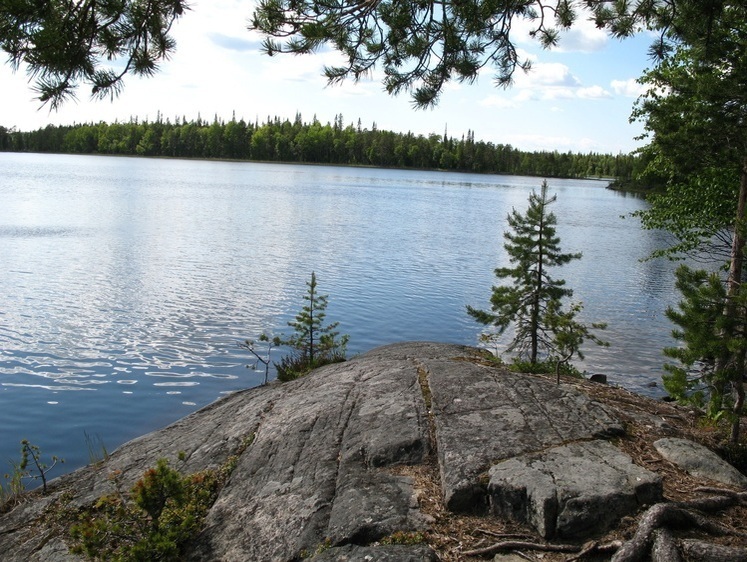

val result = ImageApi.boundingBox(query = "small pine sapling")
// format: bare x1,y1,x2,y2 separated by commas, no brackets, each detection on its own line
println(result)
240,333,280,384
17,440,63,495
245,272,349,382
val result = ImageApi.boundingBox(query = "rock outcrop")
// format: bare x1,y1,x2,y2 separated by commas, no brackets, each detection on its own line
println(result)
0,342,743,561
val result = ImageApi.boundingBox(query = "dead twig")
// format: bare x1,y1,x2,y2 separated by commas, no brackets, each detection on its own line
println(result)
567,540,624,561
475,529,534,540
462,540,580,557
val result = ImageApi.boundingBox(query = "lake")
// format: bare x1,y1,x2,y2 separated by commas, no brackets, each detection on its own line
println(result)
1,152,682,481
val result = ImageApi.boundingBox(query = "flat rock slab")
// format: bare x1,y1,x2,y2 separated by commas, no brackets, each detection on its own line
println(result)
425,359,625,511
654,437,747,489
189,351,433,561
488,440,662,539
0,342,649,561
0,344,439,561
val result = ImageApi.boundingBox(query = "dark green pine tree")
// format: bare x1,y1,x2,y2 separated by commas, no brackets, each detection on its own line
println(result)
663,264,747,440
468,180,585,365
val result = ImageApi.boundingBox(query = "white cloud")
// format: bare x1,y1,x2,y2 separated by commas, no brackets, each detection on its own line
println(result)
482,62,608,105
611,78,647,98
515,48,539,64
578,85,612,99
514,62,581,88
324,80,376,98
513,89,536,103
208,32,261,52
552,17,608,53
509,6,608,53
479,95,518,109
540,87,577,100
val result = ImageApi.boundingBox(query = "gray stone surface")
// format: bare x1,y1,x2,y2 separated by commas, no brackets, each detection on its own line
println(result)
654,437,747,489
488,440,662,539
312,544,437,561
188,350,434,561
0,342,662,561
425,359,624,511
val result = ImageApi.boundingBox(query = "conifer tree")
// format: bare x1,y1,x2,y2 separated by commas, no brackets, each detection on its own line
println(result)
468,180,606,372
276,272,349,380
663,265,747,441
242,272,349,382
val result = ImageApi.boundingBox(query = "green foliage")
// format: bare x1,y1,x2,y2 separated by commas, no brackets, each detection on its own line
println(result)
546,300,608,383
275,351,345,382
1,440,63,510
468,180,607,374
1,460,26,511
0,1,188,108
19,440,63,495
508,357,581,379
68,457,232,561
250,0,685,108
662,265,745,420
629,4,747,442
0,116,637,179
629,4,747,261
241,273,348,383
274,272,349,381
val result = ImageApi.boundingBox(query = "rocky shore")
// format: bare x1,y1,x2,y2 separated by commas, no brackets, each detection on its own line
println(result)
0,342,745,561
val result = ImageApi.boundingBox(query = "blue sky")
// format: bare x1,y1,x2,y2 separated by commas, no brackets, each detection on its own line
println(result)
0,0,654,154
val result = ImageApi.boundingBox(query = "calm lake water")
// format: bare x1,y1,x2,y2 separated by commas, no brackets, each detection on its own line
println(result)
1,152,683,481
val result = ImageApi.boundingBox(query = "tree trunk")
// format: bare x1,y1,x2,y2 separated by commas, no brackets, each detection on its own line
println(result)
531,186,546,365
718,155,747,442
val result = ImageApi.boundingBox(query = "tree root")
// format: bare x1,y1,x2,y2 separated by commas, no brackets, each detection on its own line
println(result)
464,489,747,560
611,490,747,562
680,539,747,562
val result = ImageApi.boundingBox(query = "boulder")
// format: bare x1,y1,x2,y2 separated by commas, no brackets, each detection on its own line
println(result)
488,440,662,538
425,357,624,511
654,437,747,489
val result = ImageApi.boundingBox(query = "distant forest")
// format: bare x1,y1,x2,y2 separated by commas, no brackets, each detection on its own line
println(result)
0,113,638,179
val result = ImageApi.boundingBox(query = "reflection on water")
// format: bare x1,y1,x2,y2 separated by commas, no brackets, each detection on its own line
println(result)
0,152,684,479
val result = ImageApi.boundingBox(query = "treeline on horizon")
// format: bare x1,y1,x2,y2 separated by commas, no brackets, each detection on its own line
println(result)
0,113,638,179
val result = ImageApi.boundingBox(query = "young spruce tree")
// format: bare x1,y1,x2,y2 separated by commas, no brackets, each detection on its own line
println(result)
467,180,606,376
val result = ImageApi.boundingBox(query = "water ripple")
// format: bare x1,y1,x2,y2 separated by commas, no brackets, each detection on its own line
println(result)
0,153,687,479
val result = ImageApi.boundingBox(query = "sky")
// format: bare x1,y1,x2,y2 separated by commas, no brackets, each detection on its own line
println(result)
0,1,656,154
